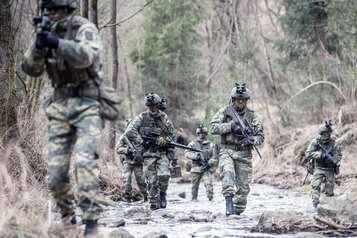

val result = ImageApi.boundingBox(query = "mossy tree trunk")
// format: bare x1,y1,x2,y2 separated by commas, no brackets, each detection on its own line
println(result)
0,0,19,143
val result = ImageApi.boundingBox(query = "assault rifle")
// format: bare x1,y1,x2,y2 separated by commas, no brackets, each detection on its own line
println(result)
141,132,204,153
195,152,210,172
123,135,142,161
225,106,262,159
317,144,340,168
33,8,51,34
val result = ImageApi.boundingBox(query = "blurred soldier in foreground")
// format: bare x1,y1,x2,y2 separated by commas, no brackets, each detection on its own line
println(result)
125,93,176,210
21,0,104,235
305,120,342,209
116,120,148,203
185,124,217,201
210,83,264,216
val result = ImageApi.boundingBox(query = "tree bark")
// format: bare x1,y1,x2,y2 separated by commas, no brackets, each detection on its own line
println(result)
0,0,19,143
80,0,89,18
108,0,118,150
89,0,98,27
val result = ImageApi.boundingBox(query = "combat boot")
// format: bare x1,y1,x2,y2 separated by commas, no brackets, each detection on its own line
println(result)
225,196,234,216
159,192,167,208
150,202,160,211
124,196,132,203
143,195,148,202
84,220,98,237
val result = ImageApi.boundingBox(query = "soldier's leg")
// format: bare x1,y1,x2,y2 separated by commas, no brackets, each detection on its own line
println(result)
123,163,134,202
219,151,235,215
133,164,148,200
311,171,324,208
202,171,214,200
324,170,335,197
157,156,170,208
233,159,253,215
144,157,159,208
191,172,202,200
73,113,102,222
47,118,76,218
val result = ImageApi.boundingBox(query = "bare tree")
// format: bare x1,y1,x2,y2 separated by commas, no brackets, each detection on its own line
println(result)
80,0,89,18
0,0,20,143
89,0,98,26
108,0,118,150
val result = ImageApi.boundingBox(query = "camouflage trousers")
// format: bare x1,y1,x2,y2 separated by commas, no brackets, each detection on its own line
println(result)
219,149,253,215
123,162,148,199
311,168,335,205
191,171,213,200
45,98,103,222
142,155,170,205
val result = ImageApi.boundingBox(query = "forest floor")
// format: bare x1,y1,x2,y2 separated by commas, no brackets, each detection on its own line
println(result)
51,179,357,238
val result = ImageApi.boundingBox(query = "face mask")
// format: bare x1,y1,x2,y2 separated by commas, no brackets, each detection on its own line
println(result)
198,133,207,140
321,132,331,143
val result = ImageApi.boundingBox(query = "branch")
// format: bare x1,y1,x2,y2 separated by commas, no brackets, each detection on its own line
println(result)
99,0,154,29
283,80,347,109
313,215,346,230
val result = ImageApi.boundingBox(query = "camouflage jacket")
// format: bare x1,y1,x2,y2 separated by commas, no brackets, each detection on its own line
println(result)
115,134,141,165
125,110,175,158
305,137,342,170
185,139,217,173
210,106,264,149
21,14,102,89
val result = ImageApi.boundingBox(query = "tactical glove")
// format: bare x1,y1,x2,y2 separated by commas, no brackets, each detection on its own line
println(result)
36,31,59,49
231,122,243,135
155,136,167,147
242,137,254,147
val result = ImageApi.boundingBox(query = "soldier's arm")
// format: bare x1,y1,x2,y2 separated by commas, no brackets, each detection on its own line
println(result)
333,142,342,163
185,142,198,160
305,139,322,160
208,142,218,167
56,22,101,68
251,114,264,146
163,115,176,141
210,108,231,135
124,115,144,146
21,42,46,77
116,135,128,155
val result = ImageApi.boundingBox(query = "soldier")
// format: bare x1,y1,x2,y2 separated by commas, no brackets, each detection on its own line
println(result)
158,96,167,111
21,0,104,235
116,120,148,203
125,93,176,210
185,124,217,201
210,83,264,216
305,120,342,209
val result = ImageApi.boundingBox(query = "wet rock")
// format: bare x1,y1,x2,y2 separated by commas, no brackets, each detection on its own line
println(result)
253,210,303,233
143,231,168,238
107,219,126,228
294,232,326,238
318,193,357,223
124,205,150,217
178,191,186,198
107,228,135,238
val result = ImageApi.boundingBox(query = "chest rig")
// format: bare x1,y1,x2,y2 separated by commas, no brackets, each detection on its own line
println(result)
45,15,98,89
221,107,254,146
314,138,336,168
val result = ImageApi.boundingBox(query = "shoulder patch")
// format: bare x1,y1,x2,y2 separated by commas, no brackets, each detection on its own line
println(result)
85,31,94,41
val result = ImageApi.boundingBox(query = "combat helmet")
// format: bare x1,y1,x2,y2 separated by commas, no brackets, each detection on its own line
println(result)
158,97,167,111
145,93,161,107
230,83,250,100
196,124,208,135
318,120,333,134
40,0,78,9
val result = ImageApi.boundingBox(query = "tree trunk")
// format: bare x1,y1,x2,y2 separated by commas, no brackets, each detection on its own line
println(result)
0,0,19,143
80,0,89,18
108,0,118,150
89,0,98,27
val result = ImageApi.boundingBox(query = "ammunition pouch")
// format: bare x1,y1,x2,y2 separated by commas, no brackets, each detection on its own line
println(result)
170,166,182,178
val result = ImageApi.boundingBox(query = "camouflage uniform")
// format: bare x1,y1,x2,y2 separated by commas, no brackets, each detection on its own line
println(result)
116,134,148,201
305,122,342,208
185,138,217,201
125,107,175,209
210,84,264,215
21,12,103,222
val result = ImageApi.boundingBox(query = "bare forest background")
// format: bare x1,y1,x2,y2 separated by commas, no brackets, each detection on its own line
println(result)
0,0,356,237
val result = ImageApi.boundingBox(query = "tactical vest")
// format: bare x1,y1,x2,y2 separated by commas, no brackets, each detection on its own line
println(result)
192,140,212,165
221,107,255,145
45,16,99,88
314,138,336,168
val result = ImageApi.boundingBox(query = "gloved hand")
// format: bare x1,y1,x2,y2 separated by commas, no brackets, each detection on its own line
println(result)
231,122,243,135
35,31,59,49
132,149,143,161
242,137,254,147
171,160,177,167
155,136,167,147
